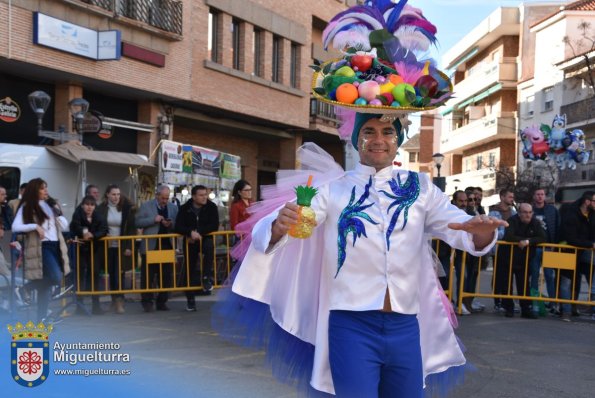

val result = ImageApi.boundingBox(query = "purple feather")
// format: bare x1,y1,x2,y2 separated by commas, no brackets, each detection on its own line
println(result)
323,12,385,50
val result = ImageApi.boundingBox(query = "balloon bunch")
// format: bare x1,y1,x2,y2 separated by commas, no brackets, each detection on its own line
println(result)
520,114,590,170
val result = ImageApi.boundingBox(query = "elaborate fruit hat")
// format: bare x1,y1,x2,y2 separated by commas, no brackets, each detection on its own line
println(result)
312,0,453,147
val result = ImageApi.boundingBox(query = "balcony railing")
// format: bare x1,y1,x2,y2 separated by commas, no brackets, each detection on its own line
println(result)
451,59,516,108
80,0,183,35
440,114,516,154
560,97,595,125
310,98,338,122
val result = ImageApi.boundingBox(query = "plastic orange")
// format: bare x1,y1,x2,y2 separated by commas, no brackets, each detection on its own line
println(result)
335,83,359,104
388,74,404,85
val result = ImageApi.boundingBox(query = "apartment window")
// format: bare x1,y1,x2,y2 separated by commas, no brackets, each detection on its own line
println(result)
542,87,554,112
488,152,496,167
465,158,471,172
253,28,263,77
476,155,483,170
231,18,241,70
290,42,300,88
409,152,418,163
208,10,220,63
525,94,535,118
272,35,282,83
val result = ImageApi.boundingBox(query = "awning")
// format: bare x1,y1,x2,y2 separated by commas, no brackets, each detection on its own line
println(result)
47,142,154,168
447,47,479,71
440,105,454,116
457,83,503,109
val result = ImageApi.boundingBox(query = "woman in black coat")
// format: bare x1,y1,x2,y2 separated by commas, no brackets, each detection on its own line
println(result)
70,195,108,314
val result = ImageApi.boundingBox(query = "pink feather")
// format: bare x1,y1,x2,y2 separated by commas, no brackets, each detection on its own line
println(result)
334,107,357,141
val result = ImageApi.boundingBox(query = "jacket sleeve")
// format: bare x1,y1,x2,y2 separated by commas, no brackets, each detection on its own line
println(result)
174,208,193,237
503,218,522,242
199,203,220,236
93,211,108,240
230,202,240,231
564,212,594,248
529,221,547,245
70,209,84,238
135,202,155,229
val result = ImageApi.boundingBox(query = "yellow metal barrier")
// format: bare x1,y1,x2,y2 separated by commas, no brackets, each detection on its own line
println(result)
452,240,594,315
74,231,243,296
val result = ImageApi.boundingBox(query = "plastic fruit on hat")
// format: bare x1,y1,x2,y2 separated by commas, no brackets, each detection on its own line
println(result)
335,66,356,77
336,83,359,104
350,54,373,73
414,75,439,97
391,83,416,106
358,80,380,102
388,74,404,85
379,81,395,94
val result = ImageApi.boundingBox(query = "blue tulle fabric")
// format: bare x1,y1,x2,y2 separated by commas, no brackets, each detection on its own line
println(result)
212,266,473,398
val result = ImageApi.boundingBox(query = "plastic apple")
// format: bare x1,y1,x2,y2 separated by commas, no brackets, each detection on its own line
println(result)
392,83,416,106
350,54,373,73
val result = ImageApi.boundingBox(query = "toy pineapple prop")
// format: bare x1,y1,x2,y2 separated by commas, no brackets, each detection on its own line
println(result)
288,176,318,239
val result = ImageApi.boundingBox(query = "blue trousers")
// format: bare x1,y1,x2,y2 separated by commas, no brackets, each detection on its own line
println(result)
35,241,63,321
328,310,423,398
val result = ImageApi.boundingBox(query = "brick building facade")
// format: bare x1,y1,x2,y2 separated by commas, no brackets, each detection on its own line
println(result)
0,0,351,200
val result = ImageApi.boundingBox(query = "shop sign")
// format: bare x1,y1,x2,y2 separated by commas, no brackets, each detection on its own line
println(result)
0,97,21,123
161,141,184,172
33,12,121,60
79,112,103,134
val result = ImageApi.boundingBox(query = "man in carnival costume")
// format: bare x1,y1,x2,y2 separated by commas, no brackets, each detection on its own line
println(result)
216,1,508,397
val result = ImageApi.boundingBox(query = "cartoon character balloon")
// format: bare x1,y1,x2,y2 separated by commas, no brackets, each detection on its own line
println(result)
520,114,591,171
520,125,549,160
563,129,590,170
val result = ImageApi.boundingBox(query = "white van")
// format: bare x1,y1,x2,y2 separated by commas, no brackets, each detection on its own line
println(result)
0,142,154,221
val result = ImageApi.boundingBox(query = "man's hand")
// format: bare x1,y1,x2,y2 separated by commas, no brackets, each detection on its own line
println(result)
190,231,202,242
155,215,164,223
448,215,508,251
161,219,172,228
270,202,299,245
518,239,530,249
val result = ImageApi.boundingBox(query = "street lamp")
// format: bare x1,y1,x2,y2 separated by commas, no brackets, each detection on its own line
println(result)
432,152,446,192
28,90,52,135
28,90,88,143
68,97,90,134
432,152,445,177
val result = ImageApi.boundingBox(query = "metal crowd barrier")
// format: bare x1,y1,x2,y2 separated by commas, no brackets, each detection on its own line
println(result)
73,231,242,296
449,241,594,315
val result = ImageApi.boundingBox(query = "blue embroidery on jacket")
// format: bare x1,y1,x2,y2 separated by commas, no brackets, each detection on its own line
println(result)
336,176,378,277
379,172,420,250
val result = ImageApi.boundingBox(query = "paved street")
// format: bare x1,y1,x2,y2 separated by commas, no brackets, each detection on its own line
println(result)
1,291,593,398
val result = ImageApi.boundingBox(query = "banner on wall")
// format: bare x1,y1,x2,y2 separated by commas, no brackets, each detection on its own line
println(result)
182,145,193,173
192,146,221,176
161,141,184,172
220,153,241,180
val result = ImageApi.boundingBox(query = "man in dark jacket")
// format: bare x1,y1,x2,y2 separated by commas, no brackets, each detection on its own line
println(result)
530,188,560,308
500,203,546,319
560,191,595,320
175,185,219,310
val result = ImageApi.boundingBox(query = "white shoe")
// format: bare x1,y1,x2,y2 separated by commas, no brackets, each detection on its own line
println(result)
460,303,471,315
471,301,485,311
